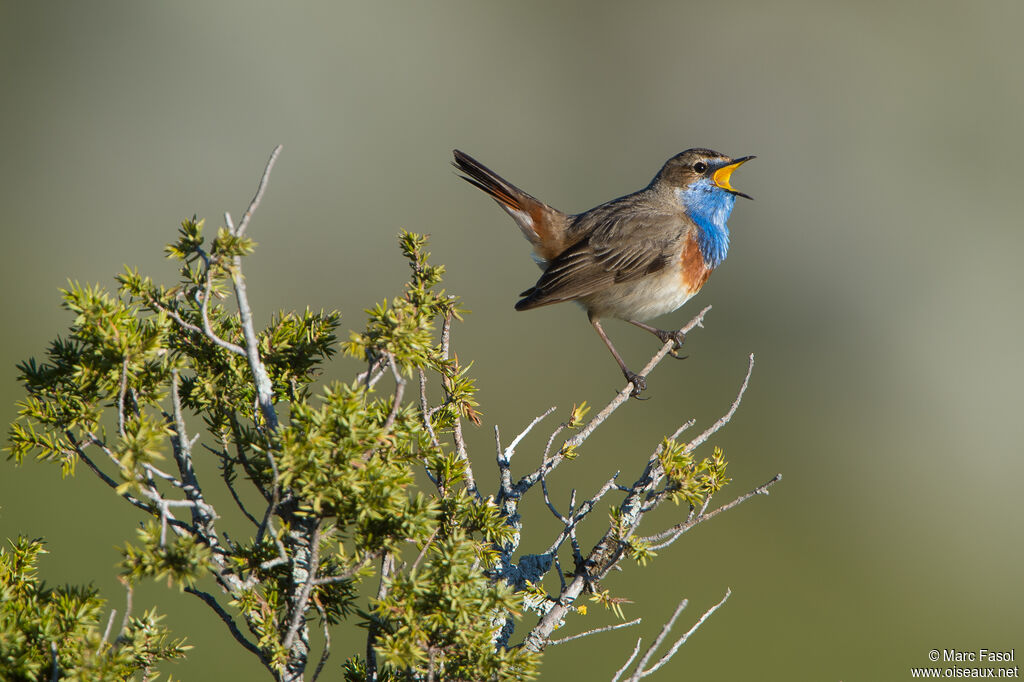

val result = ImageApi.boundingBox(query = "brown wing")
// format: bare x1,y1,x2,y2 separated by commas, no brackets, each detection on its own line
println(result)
515,207,685,311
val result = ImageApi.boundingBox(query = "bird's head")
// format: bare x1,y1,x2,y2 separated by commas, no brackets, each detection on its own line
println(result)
656,148,754,269
656,148,755,200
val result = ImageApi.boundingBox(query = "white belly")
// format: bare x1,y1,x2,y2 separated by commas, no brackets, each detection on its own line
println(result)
578,267,696,321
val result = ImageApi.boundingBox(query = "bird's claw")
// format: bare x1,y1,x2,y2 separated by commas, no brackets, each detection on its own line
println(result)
653,329,687,359
625,371,648,399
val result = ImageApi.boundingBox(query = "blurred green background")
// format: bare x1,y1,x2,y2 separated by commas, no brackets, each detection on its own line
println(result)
2,1,1022,679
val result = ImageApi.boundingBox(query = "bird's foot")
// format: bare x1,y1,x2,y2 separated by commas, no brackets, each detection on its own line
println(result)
654,329,687,359
574,556,603,594
625,370,648,399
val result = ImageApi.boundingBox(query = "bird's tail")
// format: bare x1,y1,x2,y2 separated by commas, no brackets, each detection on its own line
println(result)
453,149,569,260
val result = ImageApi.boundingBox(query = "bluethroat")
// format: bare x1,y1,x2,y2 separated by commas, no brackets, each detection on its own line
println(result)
453,148,753,396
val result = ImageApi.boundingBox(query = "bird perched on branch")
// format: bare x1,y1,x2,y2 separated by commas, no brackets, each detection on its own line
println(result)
453,148,753,396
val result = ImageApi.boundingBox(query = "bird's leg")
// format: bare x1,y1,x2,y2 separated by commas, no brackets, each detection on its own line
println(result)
628,319,687,359
590,316,647,397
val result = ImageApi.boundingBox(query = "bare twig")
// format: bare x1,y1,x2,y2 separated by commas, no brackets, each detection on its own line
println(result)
380,353,406,434
611,637,643,682
410,527,440,576
68,432,196,538
430,647,440,682
437,311,480,498
255,447,284,553
548,617,642,646
630,598,689,677
623,590,731,681
366,552,395,682
495,425,512,502
691,493,713,524
568,490,583,568
504,407,557,461
218,148,284,433
82,430,123,474
534,410,566,523
641,474,782,550
282,520,325,651
418,368,442,447
185,587,268,666
553,546,567,593
228,414,271,501
228,260,278,430
169,369,218,532
542,422,567,463
540,461,567,524
210,437,261,527
118,581,134,641
140,462,183,489
357,357,390,390
50,641,59,682
683,353,754,455
159,501,169,546
233,145,282,239
668,418,696,441
99,608,117,651
310,595,332,682
415,368,444,491
117,357,129,438
68,436,132,499
312,550,382,586
361,354,408,461
131,485,215,519
640,355,757,517
543,473,621,557
158,301,204,337
196,257,246,357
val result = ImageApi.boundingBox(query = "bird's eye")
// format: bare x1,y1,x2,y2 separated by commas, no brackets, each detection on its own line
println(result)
693,161,708,174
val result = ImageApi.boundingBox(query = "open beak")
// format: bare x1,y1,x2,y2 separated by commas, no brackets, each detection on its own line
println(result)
712,156,755,199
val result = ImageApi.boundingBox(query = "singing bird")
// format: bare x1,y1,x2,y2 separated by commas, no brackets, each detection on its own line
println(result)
453,148,753,396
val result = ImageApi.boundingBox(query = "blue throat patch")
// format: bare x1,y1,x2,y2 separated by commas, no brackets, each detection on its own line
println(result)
677,178,736,269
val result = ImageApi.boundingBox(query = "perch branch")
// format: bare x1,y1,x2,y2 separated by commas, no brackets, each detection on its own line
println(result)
517,306,711,493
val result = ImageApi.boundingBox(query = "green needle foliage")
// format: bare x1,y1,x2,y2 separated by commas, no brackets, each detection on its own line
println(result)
0,537,188,680
5,157,776,681
6,219,537,680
